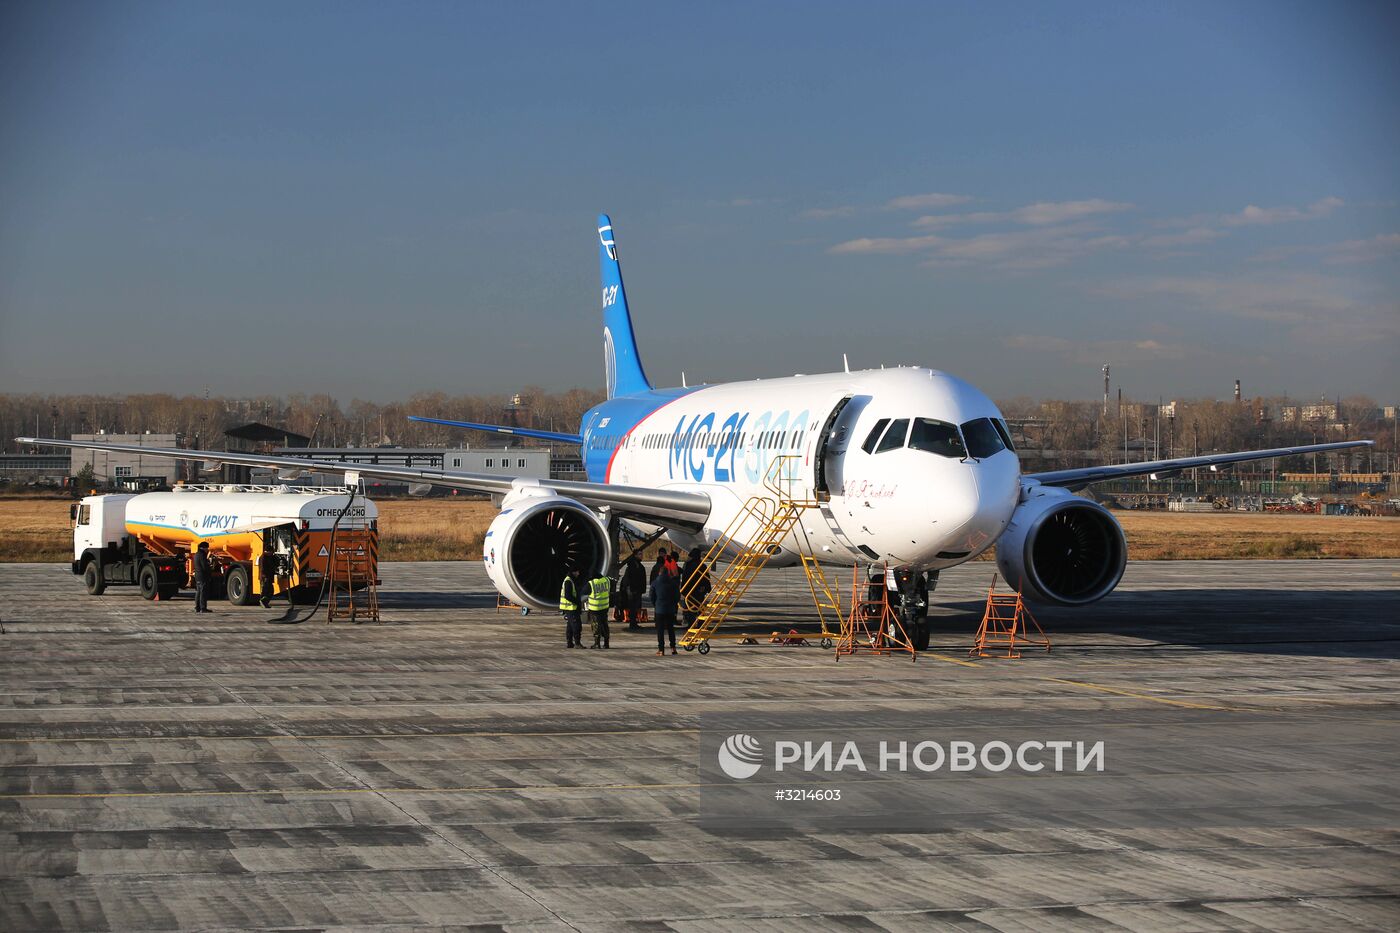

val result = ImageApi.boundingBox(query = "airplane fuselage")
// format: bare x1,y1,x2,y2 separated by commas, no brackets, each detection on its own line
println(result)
580,367,1021,571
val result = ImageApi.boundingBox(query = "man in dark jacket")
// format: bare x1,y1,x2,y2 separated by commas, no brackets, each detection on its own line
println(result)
192,541,212,613
258,530,289,609
649,563,680,655
680,547,711,633
619,554,646,630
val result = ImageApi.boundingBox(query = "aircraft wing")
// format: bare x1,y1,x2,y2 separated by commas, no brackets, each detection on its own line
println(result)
1026,440,1374,491
18,436,710,529
406,416,584,445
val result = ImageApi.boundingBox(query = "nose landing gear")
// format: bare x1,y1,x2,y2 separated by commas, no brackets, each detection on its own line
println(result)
896,569,935,652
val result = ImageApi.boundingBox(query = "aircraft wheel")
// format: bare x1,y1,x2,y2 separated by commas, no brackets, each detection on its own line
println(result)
83,562,106,596
912,619,930,652
697,642,710,655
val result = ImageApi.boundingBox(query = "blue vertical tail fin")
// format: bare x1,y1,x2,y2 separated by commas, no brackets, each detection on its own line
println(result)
598,214,653,398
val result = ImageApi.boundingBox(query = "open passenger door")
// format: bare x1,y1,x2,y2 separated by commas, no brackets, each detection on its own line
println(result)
813,395,867,498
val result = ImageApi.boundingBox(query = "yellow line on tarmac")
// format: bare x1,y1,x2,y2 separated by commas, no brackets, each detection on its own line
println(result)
0,781,705,801
0,727,700,745
1043,677,1237,711
925,653,981,668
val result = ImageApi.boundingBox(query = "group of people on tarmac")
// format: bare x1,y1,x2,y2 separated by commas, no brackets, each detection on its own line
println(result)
559,547,711,655
189,529,294,615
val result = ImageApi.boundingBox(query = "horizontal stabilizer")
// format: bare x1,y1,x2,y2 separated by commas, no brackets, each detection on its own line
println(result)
407,416,583,445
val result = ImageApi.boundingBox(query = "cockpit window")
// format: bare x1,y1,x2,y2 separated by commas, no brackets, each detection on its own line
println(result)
861,418,890,454
908,418,966,458
960,418,1007,459
992,418,1016,452
874,418,909,453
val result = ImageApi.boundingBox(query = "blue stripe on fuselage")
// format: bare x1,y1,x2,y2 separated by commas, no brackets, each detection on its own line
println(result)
580,386,702,483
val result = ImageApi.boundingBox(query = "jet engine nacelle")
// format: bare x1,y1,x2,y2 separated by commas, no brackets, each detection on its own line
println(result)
995,485,1127,605
483,492,612,611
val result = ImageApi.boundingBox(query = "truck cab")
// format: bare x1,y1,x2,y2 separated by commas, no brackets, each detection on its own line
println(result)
72,494,138,593
72,495,136,563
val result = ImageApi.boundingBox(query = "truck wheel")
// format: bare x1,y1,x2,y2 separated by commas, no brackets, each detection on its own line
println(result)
83,562,106,596
138,564,159,600
226,564,254,606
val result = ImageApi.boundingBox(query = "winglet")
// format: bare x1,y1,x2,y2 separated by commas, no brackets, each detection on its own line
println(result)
598,214,652,398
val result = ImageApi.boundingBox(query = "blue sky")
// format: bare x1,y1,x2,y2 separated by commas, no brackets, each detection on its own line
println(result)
1,1,1396,403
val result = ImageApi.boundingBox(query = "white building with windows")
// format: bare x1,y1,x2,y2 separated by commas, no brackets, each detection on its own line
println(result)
260,446,553,486
69,433,181,487
442,448,550,477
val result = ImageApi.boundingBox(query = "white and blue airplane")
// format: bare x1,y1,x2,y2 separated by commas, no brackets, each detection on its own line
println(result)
23,214,1371,636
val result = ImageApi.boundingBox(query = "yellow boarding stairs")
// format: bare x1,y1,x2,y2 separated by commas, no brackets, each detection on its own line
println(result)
679,456,842,654
326,529,381,624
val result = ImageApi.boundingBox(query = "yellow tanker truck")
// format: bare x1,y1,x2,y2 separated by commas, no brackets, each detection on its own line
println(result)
72,484,378,605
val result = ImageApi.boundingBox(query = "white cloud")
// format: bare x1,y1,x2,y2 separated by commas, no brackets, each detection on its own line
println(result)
929,227,1130,269
1221,196,1343,227
800,205,859,220
1096,272,1366,324
828,234,945,255
802,191,971,220
1001,334,1191,363
829,193,1368,270
910,210,1002,229
1248,232,1400,266
911,199,1132,230
1014,199,1133,225
1323,233,1400,265
1140,225,1226,249
884,192,972,211
831,223,1130,268
1002,334,1074,352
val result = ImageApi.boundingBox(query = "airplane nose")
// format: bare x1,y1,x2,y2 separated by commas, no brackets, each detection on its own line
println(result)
943,467,981,530
946,456,1019,550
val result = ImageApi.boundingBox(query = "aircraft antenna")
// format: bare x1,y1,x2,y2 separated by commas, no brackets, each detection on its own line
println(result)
681,371,688,387
843,353,850,373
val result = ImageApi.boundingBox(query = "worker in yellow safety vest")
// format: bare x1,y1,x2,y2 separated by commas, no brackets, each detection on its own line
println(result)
560,568,584,648
586,572,611,648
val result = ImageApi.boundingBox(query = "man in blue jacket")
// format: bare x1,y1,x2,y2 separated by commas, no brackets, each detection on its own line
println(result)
649,562,680,655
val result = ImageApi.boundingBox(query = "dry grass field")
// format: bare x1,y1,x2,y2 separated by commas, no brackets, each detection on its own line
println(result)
2,496,1397,564
1113,510,1400,559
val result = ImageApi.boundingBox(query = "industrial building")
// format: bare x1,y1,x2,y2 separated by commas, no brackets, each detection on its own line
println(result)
0,452,69,486
68,433,181,488
247,446,553,489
